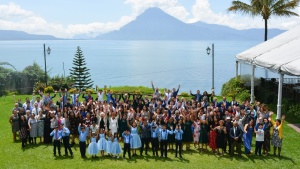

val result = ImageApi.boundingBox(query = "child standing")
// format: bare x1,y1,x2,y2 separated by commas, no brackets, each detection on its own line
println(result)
88,132,99,158
78,123,89,158
255,124,264,156
111,133,122,158
106,132,112,156
122,130,132,158
97,128,107,156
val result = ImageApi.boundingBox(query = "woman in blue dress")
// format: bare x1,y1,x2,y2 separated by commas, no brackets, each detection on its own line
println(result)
243,119,254,155
97,128,107,156
127,118,141,156
111,133,122,158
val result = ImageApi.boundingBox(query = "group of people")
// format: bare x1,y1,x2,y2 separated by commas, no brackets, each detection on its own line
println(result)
9,82,286,159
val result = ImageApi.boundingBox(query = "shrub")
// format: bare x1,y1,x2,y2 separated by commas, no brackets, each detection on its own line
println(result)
237,90,251,102
85,88,95,94
33,81,46,94
180,92,189,97
44,86,54,94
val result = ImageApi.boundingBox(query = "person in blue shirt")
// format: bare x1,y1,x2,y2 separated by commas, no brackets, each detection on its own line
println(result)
50,126,62,156
174,125,184,158
159,124,173,158
60,123,73,156
78,123,89,158
150,124,160,156
122,130,132,159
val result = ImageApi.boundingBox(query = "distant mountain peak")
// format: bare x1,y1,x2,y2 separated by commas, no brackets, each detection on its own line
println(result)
97,7,285,41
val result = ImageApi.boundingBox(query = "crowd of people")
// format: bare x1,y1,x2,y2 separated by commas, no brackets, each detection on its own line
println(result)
9,82,286,159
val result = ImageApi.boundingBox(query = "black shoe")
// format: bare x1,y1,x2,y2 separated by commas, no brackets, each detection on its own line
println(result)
59,154,62,156
53,154,56,157
70,154,74,157
160,155,163,158
175,156,177,158
63,154,68,156
179,156,183,159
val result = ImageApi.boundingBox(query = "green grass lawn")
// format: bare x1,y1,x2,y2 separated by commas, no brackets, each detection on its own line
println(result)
1,94,300,169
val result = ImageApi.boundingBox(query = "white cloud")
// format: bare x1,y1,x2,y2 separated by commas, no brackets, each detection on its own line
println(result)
0,2,32,19
189,0,300,30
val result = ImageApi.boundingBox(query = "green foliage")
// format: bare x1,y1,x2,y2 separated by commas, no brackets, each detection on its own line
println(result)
33,81,46,93
85,88,95,94
221,76,245,97
180,92,189,97
237,90,251,102
44,86,54,93
69,46,94,90
228,0,300,41
68,88,77,93
282,99,300,117
4,90,18,96
48,75,74,91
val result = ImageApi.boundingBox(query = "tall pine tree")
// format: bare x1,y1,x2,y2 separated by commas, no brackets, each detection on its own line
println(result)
69,46,93,90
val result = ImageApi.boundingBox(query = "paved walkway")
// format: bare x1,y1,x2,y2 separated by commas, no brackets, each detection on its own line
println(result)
287,124,300,133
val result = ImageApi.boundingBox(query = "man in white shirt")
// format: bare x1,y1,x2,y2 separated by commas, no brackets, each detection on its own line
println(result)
32,103,41,116
97,89,104,102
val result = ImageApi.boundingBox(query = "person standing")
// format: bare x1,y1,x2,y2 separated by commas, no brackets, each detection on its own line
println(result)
140,120,150,156
150,125,159,156
254,124,264,156
122,130,132,159
174,125,183,158
230,122,243,157
9,110,19,142
78,123,89,158
50,126,62,156
269,112,285,158
159,124,173,158
61,123,73,156
28,113,38,144
243,119,254,156
19,115,29,148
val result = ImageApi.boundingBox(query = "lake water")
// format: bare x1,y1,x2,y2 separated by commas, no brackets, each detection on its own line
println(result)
0,40,274,94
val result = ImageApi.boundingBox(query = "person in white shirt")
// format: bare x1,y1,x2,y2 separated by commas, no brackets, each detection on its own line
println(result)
97,89,104,102
32,103,41,116
254,124,264,156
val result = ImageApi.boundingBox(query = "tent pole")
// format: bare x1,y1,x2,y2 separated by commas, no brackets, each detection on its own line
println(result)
277,73,284,120
236,61,238,80
250,65,255,104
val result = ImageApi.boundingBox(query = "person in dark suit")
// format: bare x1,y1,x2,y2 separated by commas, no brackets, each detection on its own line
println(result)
190,90,202,102
230,121,243,157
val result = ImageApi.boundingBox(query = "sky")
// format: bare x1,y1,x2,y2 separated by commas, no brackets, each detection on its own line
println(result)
0,0,300,38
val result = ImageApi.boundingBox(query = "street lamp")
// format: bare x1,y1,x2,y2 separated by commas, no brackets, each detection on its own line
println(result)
206,43,214,91
43,44,51,86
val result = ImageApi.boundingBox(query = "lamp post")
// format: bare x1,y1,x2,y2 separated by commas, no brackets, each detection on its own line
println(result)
43,44,51,86
206,43,214,91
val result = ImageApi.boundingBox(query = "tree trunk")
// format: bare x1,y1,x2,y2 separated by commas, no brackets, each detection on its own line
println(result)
264,18,268,41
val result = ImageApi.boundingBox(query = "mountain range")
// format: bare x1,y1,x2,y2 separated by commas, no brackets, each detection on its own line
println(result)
0,7,285,41
0,30,59,40
97,7,285,41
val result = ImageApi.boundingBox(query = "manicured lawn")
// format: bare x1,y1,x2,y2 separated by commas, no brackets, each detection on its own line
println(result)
1,94,299,169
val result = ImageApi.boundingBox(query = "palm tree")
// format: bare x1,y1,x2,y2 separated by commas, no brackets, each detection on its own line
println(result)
0,62,17,70
228,0,300,41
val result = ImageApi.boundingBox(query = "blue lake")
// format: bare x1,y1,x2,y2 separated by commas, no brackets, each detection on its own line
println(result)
0,40,275,94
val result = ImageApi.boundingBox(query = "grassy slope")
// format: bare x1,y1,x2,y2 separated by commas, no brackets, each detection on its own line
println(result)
1,87,299,169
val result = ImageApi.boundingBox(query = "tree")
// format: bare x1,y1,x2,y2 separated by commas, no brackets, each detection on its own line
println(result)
69,46,93,90
228,0,300,41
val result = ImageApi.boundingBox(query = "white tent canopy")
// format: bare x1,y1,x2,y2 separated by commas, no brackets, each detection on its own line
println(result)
237,25,300,76
236,25,300,119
